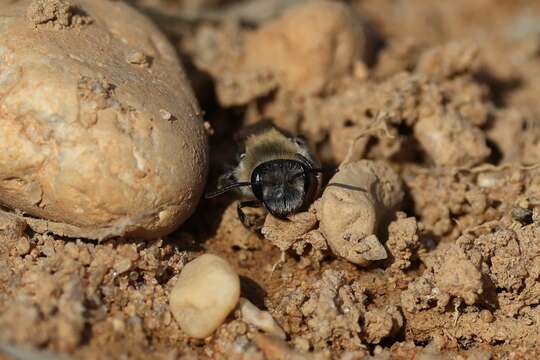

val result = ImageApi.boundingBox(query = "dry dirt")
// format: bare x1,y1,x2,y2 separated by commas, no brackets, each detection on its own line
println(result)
2,0,540,359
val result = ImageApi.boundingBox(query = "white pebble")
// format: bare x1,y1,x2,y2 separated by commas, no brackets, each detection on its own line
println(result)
169,254,240,338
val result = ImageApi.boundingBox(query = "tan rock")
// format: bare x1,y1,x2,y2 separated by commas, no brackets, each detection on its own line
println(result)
319,161,403,265
0,0,208,240
170,254,240,338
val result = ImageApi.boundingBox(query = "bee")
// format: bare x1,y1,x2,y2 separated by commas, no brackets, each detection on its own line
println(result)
205,127,326,228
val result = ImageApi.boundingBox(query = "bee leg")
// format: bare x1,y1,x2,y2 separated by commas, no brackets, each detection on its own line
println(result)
237,200,264,230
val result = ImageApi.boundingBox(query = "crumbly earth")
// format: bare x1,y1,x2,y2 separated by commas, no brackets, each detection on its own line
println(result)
2,0,540,359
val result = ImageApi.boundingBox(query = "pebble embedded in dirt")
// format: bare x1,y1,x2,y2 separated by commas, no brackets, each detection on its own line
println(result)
239,298,286,340
169,254,240,339
0,0,208,240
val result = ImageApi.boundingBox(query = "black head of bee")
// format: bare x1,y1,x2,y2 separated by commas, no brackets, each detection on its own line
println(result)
205,156,329,222
250,159,313,217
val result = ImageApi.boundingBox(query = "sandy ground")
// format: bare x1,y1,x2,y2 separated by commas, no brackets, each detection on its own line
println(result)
2,0,540,359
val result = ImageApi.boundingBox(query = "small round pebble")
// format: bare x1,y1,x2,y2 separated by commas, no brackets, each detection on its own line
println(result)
169,254,240,338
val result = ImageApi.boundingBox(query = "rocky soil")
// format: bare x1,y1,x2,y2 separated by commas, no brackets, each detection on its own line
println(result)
2,0,540,359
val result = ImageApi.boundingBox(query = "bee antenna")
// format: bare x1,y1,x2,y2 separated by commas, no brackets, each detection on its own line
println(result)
309,168,337,175
204,182,252,199
291,167,337,181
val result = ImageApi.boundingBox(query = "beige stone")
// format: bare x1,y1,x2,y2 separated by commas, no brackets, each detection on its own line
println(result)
319,161,403,265
0,0,208,240
170,254,240,338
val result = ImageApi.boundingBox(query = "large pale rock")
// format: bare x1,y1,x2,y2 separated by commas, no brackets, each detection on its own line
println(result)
0,0,208,239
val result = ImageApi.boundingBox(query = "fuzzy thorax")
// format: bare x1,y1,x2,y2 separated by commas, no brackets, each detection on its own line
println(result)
234,128,316,183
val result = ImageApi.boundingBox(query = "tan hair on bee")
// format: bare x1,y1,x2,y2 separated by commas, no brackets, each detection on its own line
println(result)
206,127,329,228
235,128,319,189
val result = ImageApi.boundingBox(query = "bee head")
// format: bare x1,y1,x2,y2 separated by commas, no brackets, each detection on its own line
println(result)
250,159,312,218
205,155,329,218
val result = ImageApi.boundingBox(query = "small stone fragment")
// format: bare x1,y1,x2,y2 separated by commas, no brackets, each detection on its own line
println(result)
159,109,173,121
239,298,286,339
126,50,151,67
169,254,240,338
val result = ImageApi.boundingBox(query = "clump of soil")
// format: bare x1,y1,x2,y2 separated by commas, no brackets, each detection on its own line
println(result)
2,0,540,359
